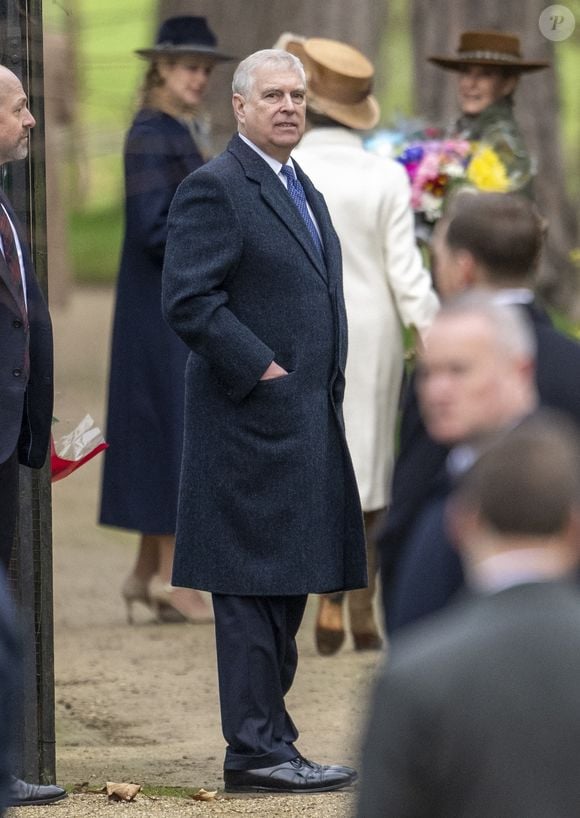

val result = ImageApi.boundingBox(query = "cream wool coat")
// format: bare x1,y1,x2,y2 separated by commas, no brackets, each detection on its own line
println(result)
294,128,439,510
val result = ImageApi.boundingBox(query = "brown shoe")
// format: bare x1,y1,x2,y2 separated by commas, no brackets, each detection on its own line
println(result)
315,596,345,656
352,632,383,651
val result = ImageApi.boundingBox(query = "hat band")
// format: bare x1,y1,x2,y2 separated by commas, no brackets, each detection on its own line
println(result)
456,49,522,63
309,77,372,106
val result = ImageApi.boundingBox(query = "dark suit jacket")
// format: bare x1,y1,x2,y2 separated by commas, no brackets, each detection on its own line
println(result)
162,134,366,596
381,299,580,629
359,580,580,818
0,190,53,468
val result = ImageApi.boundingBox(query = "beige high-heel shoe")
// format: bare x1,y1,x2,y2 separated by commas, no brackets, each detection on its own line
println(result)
148,575,214,624
121,574,152,625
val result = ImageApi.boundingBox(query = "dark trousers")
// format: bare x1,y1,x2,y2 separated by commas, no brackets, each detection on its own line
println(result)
212,593,308,771
0,451,18,571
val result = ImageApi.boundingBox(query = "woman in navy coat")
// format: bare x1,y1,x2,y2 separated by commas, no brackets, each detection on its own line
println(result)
99,17,232,623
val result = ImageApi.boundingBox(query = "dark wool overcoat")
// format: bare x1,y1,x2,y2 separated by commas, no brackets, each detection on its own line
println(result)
0,190,53,468
162,134,367,596
100,110,204,533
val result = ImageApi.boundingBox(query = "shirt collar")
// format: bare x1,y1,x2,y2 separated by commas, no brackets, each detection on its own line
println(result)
238,133,296,178
467,548,574,594
492,288,534,306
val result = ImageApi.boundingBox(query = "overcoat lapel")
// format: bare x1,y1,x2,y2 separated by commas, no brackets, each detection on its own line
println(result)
296,164,339,281
228,136,328,283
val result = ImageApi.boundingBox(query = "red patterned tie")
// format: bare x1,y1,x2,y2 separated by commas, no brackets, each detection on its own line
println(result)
0,204,27,322
0,205,29,375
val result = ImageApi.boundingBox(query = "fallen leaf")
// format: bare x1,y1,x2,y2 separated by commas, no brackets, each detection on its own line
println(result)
191,788,218,801
106,781,142,801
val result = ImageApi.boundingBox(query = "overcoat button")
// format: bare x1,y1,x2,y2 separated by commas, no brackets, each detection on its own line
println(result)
12,369,22,377
13,319,22,328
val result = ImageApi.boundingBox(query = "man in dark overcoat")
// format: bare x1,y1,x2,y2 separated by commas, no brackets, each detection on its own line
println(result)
163,48,367,793
359,413,580,818
0,64,66,808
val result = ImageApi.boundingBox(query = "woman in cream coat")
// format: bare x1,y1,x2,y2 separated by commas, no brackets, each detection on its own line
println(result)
288,36,439,653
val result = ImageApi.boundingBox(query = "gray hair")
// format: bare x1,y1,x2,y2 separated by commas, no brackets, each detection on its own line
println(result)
232,49,306,97
436,290,537,363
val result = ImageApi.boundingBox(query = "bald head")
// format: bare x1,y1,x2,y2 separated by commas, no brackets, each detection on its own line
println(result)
0,64,35,165
417,292,538,445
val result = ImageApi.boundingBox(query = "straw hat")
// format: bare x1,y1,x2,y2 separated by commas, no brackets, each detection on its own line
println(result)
135,16,234,62
282,35,380,130
429,30,549,73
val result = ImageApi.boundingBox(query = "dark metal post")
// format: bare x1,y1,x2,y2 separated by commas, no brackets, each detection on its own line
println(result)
0,0,56,784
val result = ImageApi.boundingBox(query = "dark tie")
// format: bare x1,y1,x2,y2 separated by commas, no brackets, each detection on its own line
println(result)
280,165,323,256
0,205,27,323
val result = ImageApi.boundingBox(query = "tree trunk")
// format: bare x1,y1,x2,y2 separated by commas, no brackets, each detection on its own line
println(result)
412,0,579,312
156,0,388,150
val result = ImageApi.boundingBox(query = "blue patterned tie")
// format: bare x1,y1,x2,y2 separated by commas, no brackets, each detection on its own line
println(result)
280,165,323,256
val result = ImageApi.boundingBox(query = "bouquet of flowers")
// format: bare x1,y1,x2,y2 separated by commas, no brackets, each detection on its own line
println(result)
365,127,523,224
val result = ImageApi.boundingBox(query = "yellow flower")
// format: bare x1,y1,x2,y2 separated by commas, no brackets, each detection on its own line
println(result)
466,145,510,192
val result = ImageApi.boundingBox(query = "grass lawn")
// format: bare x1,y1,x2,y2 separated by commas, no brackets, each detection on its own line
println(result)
46,0,156,283
69,201,123,285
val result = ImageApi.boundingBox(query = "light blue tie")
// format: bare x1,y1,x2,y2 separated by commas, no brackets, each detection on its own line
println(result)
280,165,324,256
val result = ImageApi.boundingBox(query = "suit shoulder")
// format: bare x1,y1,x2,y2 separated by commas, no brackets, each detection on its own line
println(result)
387,598,481,673
170,151,240,217
536,320,580,358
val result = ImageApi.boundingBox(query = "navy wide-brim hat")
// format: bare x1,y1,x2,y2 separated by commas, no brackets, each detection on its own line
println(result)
135,16,234,62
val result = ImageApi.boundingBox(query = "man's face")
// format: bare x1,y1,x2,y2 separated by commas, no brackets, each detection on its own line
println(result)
457,65,518,116
417,313,527,444
233,63,306,163
0,67,35,165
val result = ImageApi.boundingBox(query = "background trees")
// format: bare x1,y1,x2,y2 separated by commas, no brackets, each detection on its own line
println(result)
158,0,389,150
48,0,579,309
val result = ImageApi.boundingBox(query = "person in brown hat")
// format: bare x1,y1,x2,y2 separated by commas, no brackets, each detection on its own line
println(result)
429,30,549,195
100,17,233,624
280,35,439,656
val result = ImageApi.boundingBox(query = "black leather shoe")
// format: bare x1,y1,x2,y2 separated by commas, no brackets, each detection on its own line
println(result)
299,755,358,781
8,777,68,806
224,755,357,793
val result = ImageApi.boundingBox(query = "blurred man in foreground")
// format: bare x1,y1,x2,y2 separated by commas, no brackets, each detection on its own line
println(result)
381,193,580,631
359,412,580,818
387,293,538,629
